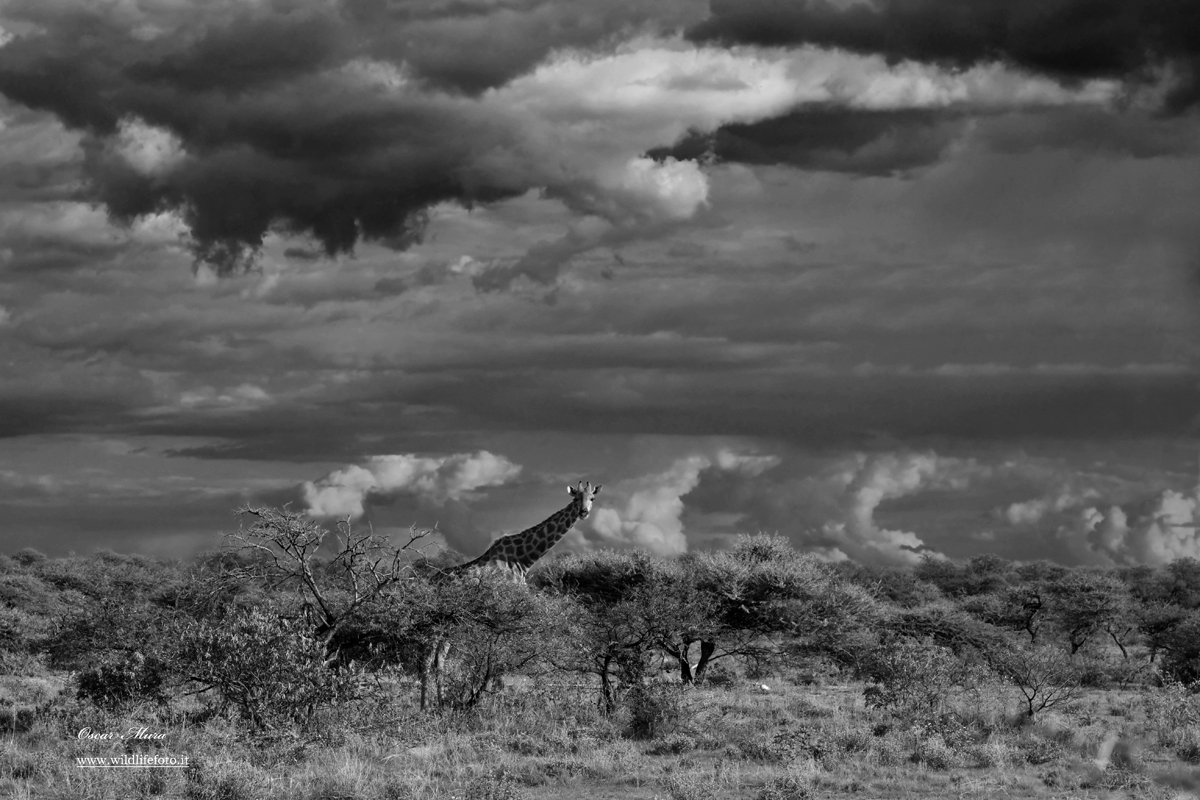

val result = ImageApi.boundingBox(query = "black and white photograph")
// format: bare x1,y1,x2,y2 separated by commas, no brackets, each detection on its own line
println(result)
1,0,1199,796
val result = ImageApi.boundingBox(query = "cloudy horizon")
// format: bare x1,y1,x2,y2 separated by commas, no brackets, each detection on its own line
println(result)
0,0,1198,567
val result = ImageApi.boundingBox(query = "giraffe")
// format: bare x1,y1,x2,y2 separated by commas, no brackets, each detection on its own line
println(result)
452,480,602,583
421,481,601,709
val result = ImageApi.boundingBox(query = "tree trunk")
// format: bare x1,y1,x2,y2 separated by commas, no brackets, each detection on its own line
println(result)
1107,628,1130,660
420,639,451,711
600,651,617,715
677,639,695,684
693,640,716,684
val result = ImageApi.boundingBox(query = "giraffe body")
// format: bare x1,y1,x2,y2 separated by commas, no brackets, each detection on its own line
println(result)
452,481,601,583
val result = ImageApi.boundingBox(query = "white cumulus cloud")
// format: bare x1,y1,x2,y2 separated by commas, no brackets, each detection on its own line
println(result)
586,448,780,555
112,117,186,178
1002,485,1100,525
1059,488,1200,565
304,450,522,519
819,452,967,564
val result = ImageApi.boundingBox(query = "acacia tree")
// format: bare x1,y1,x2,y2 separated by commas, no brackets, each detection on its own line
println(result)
541,535,879,696
1045,570,1131,655
223,506,433,656
685,535,880,680
536,550,713,709
409,570,578,711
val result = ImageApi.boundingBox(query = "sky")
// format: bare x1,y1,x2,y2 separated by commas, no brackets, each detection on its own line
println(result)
0,0,1199,568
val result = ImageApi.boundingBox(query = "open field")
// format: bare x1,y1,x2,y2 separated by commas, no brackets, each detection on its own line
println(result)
4,667,1200,800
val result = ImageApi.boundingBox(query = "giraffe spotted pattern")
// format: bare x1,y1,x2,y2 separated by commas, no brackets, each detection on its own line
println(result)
453,481,601,582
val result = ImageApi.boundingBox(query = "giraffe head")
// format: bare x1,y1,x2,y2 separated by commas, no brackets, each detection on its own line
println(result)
568,481,602,519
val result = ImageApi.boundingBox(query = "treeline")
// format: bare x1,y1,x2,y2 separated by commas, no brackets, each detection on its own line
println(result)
4,508,1200,733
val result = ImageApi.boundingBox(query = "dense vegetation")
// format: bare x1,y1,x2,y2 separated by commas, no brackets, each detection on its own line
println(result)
5,507,1200,798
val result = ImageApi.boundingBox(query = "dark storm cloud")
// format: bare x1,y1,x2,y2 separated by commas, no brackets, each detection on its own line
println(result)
974,107,1200,158
0,0,702,275
342,0,705,94
0,104,82,203
648,106,964,175
389,368,1200,445
0,393,137,440
688,0,1200,111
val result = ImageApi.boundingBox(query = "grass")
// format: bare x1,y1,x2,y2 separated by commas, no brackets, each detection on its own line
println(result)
3,665,1200,799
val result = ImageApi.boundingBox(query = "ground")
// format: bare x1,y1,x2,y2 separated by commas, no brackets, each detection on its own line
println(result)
2,666,1199,799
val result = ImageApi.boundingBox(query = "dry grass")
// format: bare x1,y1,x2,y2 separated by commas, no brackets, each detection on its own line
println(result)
3,668,1200,799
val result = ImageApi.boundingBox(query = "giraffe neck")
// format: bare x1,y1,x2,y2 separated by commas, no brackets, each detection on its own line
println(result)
517,503,583,562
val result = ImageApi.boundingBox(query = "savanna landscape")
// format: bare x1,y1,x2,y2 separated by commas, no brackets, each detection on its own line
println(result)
6,514,1200,799
3,1,1200,799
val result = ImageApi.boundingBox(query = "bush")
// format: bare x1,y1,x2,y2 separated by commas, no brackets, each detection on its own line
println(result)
755,772,812,800
661,772,707,800
464,769,527,800
183,758,262,800
176,608,355,731
12,548,46,567
703,659,738,687
911,733,962,770
76,651,169,710
647,733,697,755
625,684,686,740
1016,734,1065,765
861,637,964,718
995,643,1082,719
741,727,829,763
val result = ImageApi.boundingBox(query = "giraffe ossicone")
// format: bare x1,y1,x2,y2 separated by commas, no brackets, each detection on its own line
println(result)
453,480,601,583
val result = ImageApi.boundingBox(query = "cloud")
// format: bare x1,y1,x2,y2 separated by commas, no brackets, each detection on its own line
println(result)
585,447,780,555
1002,485,1100,525
303,450,522,519
817,452,955,564
0,3,706,276
0,0,1125,281
650,106,966,176
111,117,185,178
178,383,272,412
1059,488,1200,565
687,0,1200,112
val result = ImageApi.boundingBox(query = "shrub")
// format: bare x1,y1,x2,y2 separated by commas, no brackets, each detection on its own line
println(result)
703,659,738,687
1016,734,1065,765
911,733,962,770
0,750,55,781
741,727,829,763
647,733,697,755
132,769,169,797
963,740,1011,768
995,643,1082,720
176,608,355,731
870,735,905,766
463,769,527,800
1176,731,1200,764
1143,680,1200,748
625,684,686,740
661,773,707,800
832,728,872,754
12,548,46,567
76,651,169,710
861,637,963,718
183,758,262,800
755,772,812,800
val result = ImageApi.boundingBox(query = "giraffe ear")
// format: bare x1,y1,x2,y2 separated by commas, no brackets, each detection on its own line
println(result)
593,484,602,496
567,485,577,496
